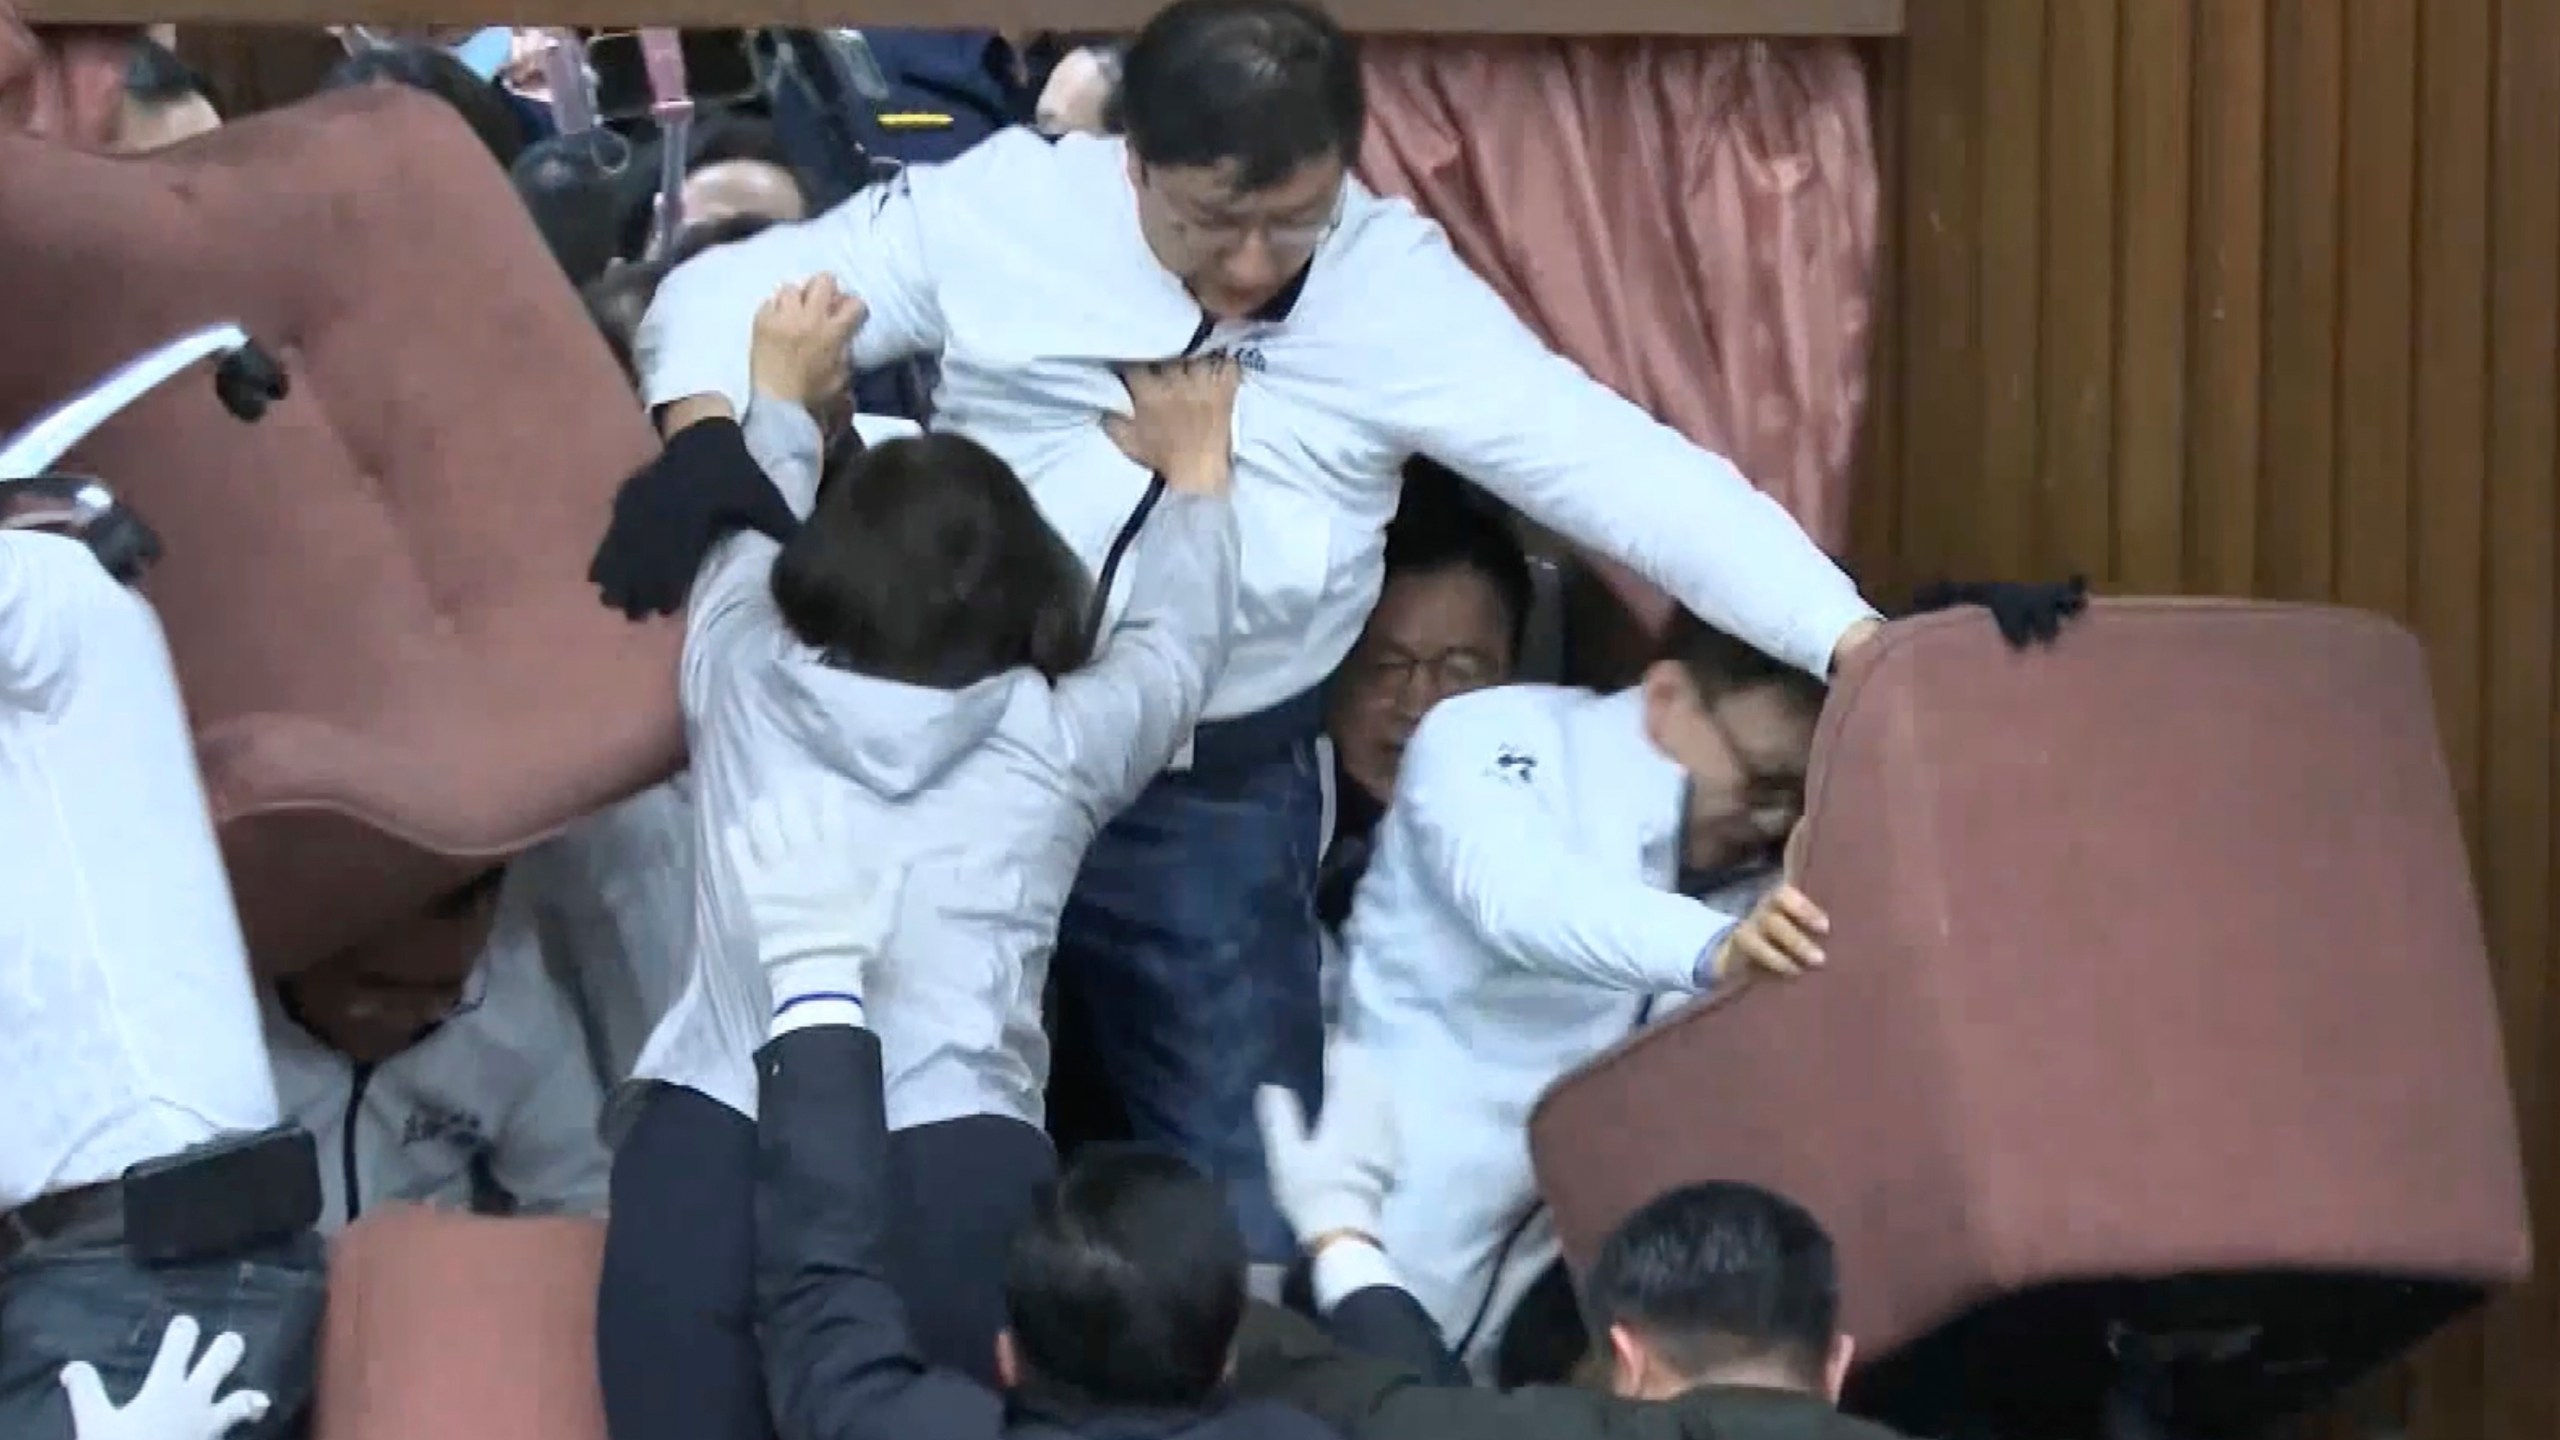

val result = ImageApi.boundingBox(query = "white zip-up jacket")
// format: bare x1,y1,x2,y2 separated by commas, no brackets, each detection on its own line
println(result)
636,130,1875,723
1341,683,1765,1357
264,888,612,1232
629,400,1240,1128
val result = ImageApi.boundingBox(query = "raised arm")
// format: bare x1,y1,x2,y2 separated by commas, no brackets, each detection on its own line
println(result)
1049,493,1240,810
1391,701,1731,994
1379,233,1878,681
638,175,947,426
1050,357,1245,811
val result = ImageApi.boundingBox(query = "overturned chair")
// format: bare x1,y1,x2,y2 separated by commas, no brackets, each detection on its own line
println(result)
0,83,676,981
1530,601,2533,1440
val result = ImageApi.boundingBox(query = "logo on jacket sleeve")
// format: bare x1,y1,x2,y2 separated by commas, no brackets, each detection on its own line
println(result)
1490,746,1538,785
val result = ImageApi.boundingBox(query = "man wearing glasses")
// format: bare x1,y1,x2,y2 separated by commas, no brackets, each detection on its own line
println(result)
628,0,1881,1273
1336,614,1833,1373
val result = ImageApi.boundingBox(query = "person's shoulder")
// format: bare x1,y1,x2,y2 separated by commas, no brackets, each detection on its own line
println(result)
1212,1396,1355,1440
1682,1389,1914,1440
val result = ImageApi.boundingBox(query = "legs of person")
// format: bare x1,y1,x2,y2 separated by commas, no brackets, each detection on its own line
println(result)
597,1083,772,1440
880,1114,1057,1384
1055,737,1327,1265
0,1228,326,1440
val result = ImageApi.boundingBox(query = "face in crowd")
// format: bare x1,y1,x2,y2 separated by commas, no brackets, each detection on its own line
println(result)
1638,617,1824,876
281,867,506,1064
1115,0,1362,319
1327,466,1533,808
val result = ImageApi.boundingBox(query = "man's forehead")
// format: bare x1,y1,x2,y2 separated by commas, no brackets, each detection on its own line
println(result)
1158,154,1344,215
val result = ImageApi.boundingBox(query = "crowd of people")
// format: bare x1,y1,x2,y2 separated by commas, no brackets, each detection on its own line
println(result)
3,4,2087,1439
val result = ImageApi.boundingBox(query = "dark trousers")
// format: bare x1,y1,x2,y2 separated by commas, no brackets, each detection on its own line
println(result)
1052,694,1329,1264
0,1224,325,1440
598,1083,1056,1440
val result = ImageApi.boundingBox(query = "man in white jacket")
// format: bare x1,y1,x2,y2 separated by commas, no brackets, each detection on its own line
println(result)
633,0,1881,1263
1,514,322,1440
1340,616,1832,1368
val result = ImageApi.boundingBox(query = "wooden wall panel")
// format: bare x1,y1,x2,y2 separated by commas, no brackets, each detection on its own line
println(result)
1860,3,2558,1437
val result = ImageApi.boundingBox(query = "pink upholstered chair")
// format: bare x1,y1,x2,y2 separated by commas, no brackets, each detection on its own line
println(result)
312,1208,609,1440
0,85,678,980
1531,601,2532,1437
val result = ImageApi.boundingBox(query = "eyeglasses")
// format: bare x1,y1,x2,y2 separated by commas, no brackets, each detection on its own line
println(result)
1153,178,1345,260
1345,646,1505,698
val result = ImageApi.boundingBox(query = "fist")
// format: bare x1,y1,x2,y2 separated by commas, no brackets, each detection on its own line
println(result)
749,275,867,420
1103,355,1242,497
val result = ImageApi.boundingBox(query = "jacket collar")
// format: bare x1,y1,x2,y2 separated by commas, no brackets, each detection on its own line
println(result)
1006,1382,1232,1439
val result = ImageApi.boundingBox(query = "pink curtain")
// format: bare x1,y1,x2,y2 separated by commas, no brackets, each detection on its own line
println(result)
1357,37,1879,658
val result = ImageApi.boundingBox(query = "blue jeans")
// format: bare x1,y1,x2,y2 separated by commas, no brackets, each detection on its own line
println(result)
1054,695,1329,1262
0,1227,325,1440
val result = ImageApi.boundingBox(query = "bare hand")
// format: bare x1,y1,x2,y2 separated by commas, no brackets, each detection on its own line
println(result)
1103,356,1241,497
1711,883,1829,983
750,276,866,419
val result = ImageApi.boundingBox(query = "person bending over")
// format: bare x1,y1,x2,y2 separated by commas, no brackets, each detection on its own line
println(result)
599,279,1245,1440
731,786,1338,1440
263,867,612,1232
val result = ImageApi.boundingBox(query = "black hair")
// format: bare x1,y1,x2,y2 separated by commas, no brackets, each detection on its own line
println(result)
1118,0,1363,191
514,131,641,288
322,42,527,169
771,434,1096,690
126,37,220,114
580,214,779,385
1583,1181,1840,1389
1004,1148,1247,1409
1657,611,1826,719
1385,457,1535,662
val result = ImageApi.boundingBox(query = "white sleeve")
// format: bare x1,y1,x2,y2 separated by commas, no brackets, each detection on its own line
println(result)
636,173,948,420
678,396,829,705
1376,231,1877,680
0,531,108,714
1397,704,1732,993
1050,492,1241,812
489,969,615,1218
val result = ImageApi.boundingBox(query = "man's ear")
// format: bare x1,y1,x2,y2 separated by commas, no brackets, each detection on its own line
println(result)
1822,1332,1856,1403
1605,1322,1649,1397
994,1329,1023,1390
1637,660,1689,753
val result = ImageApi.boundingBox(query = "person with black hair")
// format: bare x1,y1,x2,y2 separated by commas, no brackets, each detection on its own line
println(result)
1320,461,1534,894
1226,1061,1902,1440
625,0,1883,1273
1333,615,1833,1370
1312,461,1532,1023
116,36,218,151
715,784,1335,1440
599,282,1246,1440
513,133,645,288
320,41,526,169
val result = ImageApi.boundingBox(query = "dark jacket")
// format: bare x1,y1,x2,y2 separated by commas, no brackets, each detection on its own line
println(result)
753,1024,1342,1440
1232,1283,1911,1440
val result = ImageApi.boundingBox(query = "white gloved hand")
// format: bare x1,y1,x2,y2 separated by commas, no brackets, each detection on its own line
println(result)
61,1315,270,1440
1254,1040,1398,1246
722,783,904,1013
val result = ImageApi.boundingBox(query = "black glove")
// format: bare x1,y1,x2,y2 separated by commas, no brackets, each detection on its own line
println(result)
589,418,803,620
1905,576,2091,648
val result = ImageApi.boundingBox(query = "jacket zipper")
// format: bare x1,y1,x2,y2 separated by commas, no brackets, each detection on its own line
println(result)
340,1062,376,1224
